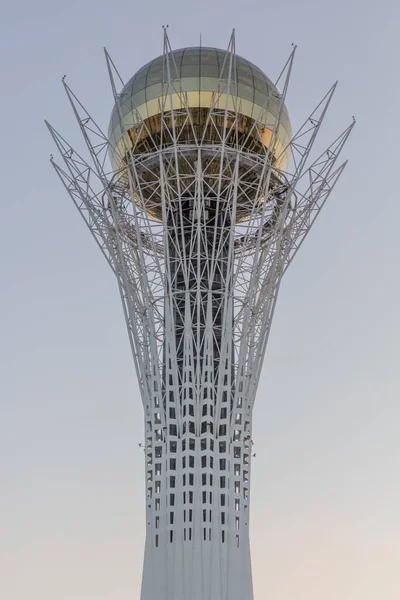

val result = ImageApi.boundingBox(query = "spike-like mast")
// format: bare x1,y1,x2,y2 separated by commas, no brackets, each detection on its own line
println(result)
48,30,353,600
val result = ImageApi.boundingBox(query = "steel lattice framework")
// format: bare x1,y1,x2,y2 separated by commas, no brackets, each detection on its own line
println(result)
47,29,353,600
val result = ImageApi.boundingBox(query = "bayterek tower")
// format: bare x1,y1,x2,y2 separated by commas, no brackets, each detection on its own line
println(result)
47,29,353,600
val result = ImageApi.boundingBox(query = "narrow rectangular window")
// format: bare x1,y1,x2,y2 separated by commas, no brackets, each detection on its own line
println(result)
233,429,241,441
155,516,159,529
155,534,159,547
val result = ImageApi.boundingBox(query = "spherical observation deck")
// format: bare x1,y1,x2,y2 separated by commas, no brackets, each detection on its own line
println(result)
108,46,291,222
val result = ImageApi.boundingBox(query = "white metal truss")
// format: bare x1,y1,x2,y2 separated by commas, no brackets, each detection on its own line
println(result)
47,29,354,600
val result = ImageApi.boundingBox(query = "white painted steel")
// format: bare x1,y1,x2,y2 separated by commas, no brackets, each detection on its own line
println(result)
47,29,353,600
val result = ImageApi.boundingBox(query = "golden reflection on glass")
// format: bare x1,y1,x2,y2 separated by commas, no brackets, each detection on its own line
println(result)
107,47,292,222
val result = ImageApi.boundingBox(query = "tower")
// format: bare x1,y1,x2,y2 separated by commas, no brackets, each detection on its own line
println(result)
47,30,353,600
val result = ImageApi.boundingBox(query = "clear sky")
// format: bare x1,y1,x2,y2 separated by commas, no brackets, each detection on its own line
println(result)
0,0,399,598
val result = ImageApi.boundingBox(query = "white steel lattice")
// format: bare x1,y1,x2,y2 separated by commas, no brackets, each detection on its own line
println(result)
47,29,353,600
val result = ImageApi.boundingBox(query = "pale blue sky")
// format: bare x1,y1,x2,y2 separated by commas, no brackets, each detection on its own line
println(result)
0,0,399,598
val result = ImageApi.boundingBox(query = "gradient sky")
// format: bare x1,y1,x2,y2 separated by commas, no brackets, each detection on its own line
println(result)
1,0,399,598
